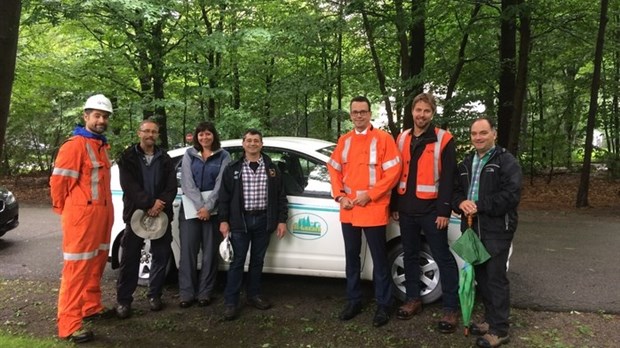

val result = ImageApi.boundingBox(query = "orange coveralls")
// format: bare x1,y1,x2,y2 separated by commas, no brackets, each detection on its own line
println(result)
50,134,114,338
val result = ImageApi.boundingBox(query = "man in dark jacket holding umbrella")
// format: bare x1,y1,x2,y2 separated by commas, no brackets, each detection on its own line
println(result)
452,117,522,348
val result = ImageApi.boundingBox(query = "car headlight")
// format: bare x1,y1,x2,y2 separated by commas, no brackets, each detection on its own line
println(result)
4,191,16,205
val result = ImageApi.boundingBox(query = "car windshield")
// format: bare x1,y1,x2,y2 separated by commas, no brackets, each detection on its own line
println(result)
317,145,335,157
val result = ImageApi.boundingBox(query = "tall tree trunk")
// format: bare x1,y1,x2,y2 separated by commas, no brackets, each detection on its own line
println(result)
403,0,425,131
612,13,620,161
0,0,21,165
336,0,344,138
497,0,517,148
508,0,531,155
360,6,398,136
263,57,275,126
444,2,482,123
576,0,609,207
150,21,169,149
394,0,410,129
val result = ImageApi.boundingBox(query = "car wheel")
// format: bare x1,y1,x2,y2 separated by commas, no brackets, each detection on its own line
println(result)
388,242,443,304
117,239,152,286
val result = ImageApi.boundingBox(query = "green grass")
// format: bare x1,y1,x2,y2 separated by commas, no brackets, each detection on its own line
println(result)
0,332,66,348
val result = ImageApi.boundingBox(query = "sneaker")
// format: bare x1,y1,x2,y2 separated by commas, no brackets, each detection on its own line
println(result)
63,328,94,343
438,309,459,334
470,322,490,336
149,297,163,311
476,333,510,348
115,304,131,319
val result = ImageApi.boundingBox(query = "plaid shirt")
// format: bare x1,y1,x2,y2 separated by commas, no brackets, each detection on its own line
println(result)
242,156,268,211
467,147,495,201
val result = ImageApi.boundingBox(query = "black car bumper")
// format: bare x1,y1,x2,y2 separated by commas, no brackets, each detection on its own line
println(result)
0,202,19,237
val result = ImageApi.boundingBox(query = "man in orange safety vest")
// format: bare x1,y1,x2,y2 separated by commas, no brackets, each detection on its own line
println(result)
50,94,115,343
391,92,459,333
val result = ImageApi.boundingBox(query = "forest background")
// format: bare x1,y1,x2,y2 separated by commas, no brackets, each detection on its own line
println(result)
0,0,619,208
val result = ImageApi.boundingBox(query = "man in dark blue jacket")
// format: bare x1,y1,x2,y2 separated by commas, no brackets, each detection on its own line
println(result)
453,117,522,348
218,128,288,321
115,119,177,319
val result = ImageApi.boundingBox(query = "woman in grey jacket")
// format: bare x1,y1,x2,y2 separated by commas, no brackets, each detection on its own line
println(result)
178,122,231,308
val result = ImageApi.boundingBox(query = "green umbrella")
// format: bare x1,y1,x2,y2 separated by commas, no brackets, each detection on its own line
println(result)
450,214,491,336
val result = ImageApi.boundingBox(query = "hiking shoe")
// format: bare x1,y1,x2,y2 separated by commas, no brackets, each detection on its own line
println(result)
476,333,510,348
64,329,94,343
470,322,490,336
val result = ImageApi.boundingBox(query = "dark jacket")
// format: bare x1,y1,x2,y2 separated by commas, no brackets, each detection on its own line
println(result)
118,144,178,223
452,146,522,240
218,153,288,233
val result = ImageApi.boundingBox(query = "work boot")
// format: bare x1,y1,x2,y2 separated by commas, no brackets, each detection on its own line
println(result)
438,309,459,333
115,304,131,319
397,299,422,320
64,328,94,344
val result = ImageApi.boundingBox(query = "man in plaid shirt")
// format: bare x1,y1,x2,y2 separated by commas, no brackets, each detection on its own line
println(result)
218,129,288,321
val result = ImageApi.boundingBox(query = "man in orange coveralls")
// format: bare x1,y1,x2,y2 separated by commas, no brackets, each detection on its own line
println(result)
327,96,401,328
50,94,115,343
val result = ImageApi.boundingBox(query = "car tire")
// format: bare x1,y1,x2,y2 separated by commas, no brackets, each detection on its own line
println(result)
117,236,172,287
388,241,443,304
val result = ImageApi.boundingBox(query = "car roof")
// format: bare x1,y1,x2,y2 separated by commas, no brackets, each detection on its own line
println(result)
167,136,335,159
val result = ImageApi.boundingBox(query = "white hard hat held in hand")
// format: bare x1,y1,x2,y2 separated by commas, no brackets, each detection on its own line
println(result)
84,94,113,114
219,235,234,263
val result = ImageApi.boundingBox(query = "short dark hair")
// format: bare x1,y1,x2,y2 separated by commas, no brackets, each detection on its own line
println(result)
243,128,263,141
471,117,496,130
192,121,221,151
412,93,437,114
139,119,159,131
349,96,371,110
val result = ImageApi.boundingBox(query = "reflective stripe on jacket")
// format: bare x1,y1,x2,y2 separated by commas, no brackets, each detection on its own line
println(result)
396,127,452,199
327,127,401,226
50,135,113,214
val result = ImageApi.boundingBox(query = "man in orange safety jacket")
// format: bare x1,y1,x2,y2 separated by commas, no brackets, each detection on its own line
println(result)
327,96,401,328
50,94,115,344
390,92,459,333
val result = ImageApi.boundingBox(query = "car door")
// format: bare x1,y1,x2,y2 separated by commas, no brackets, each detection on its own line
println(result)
227,146,348,277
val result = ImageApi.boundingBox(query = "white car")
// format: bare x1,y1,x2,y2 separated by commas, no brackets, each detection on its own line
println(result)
109,137,464,303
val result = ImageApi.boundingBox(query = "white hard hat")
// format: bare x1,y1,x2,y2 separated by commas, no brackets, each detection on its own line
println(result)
83,94,113,114
219,235,234,263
